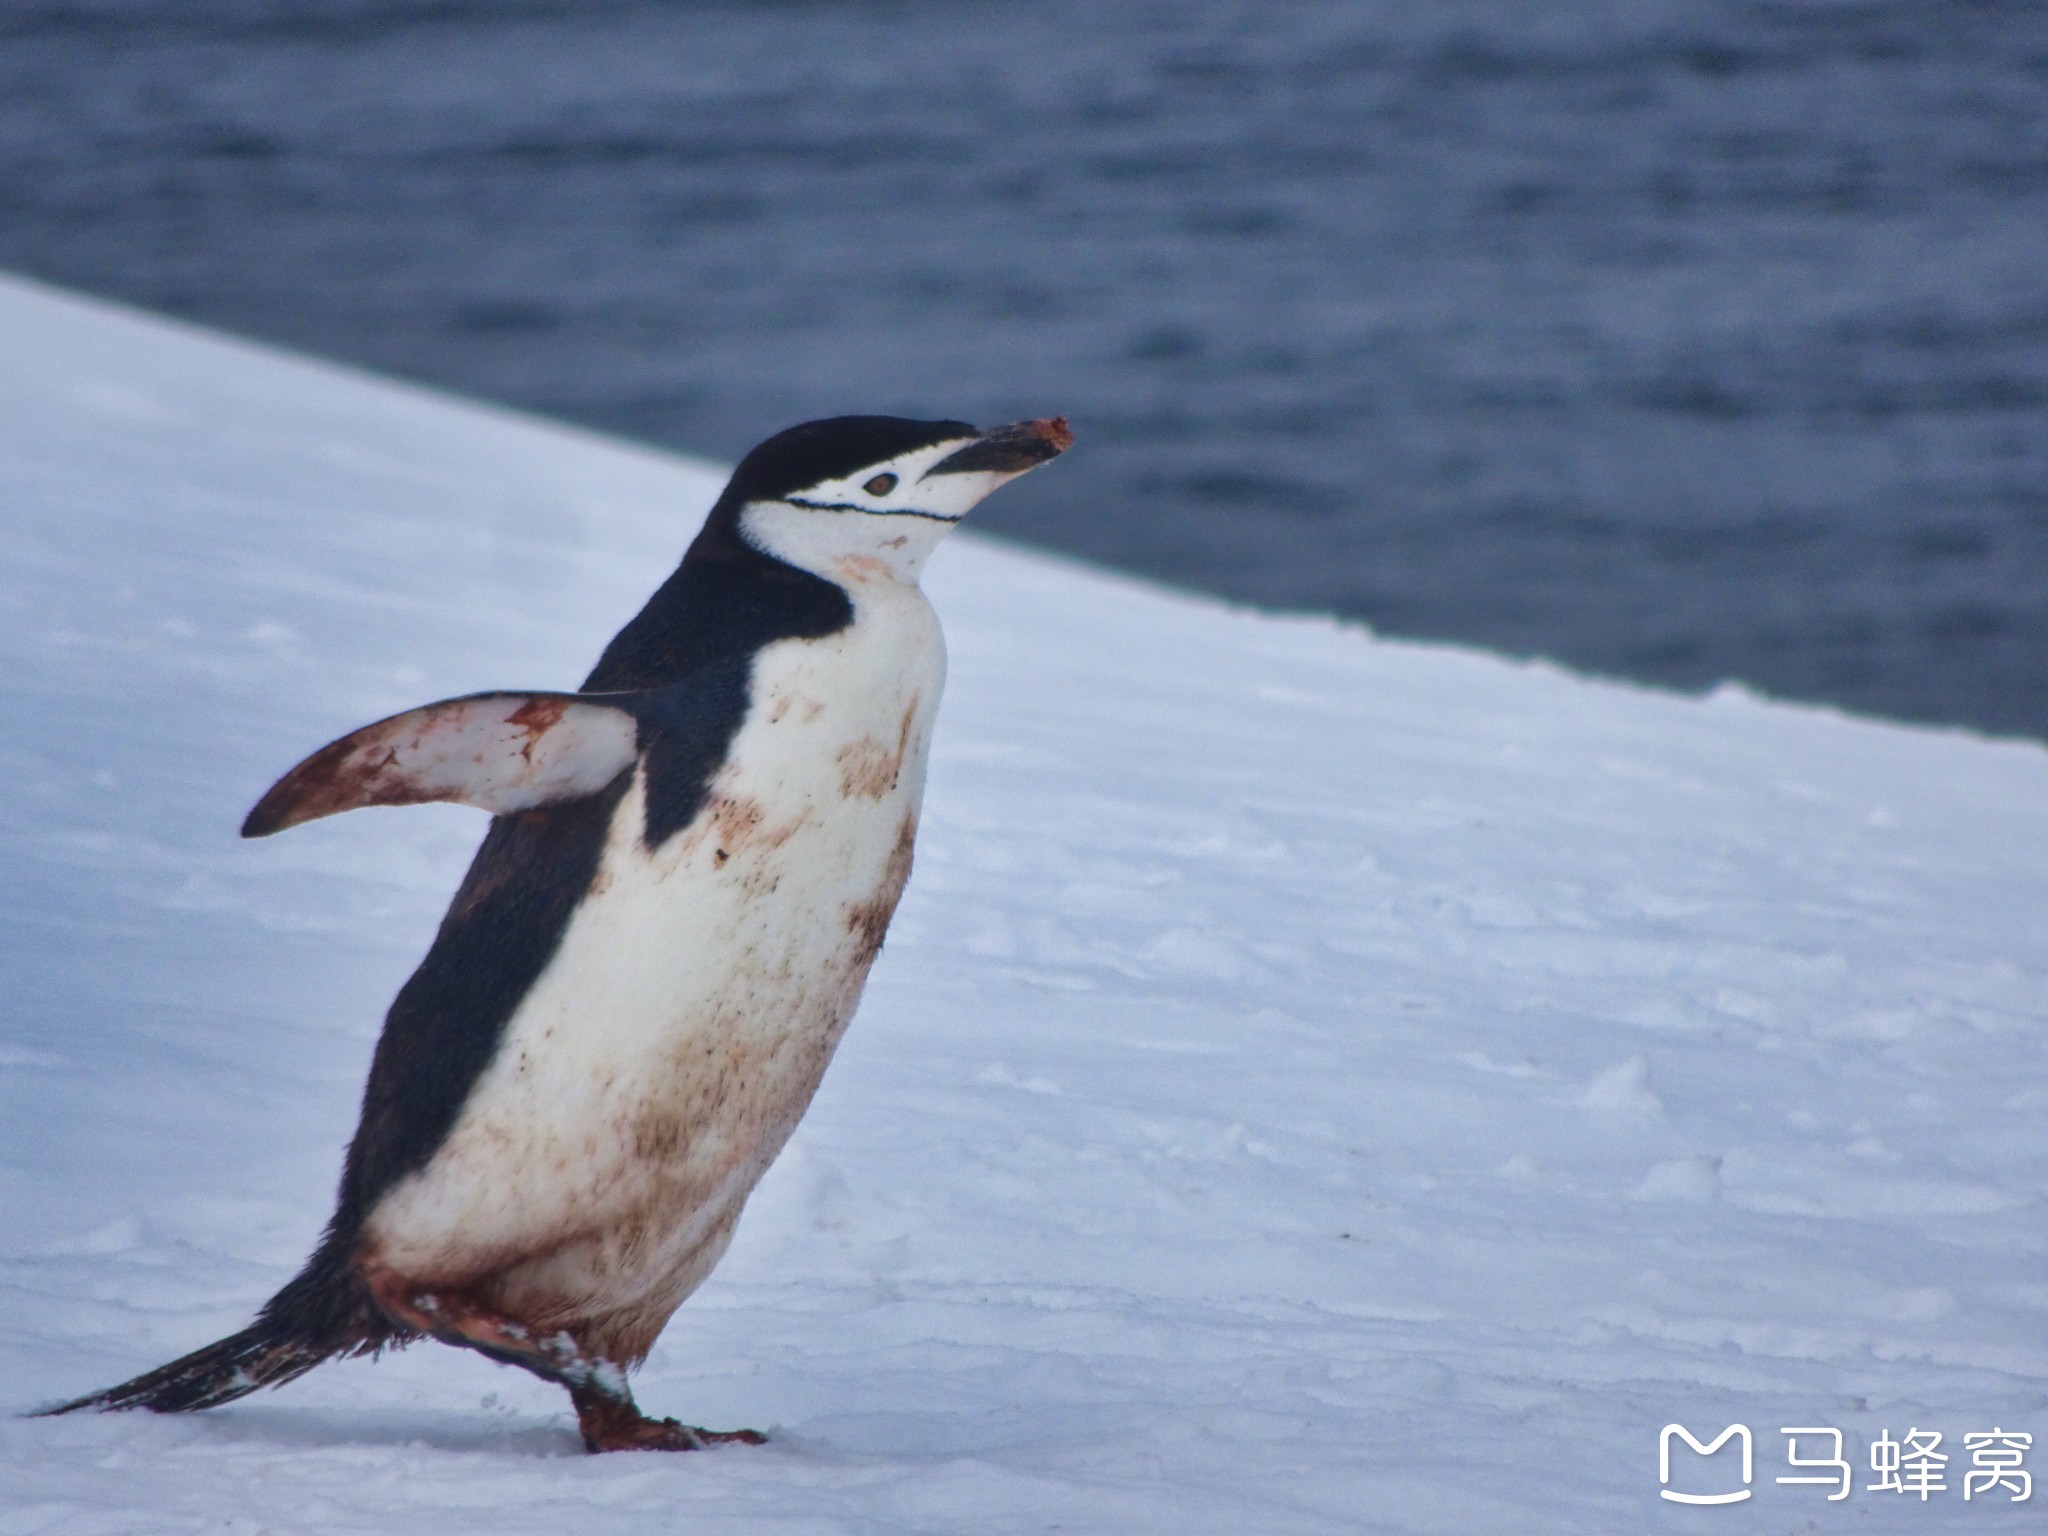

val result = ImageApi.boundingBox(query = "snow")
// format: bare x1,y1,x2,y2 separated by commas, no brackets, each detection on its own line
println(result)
3,269,2047,1532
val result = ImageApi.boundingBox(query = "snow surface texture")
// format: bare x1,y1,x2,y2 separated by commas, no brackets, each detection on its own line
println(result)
2,271,2046,1533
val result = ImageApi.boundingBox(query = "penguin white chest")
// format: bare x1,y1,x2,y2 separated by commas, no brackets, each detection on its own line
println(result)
364,582,944,1322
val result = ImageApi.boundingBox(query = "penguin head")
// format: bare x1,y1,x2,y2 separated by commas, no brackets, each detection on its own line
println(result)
723,414,1072,584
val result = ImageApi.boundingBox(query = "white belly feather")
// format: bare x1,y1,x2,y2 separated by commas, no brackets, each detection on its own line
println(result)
363,581,944,1352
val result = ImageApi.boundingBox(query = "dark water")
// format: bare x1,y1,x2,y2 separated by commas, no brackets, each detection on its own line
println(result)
4,1,2046,736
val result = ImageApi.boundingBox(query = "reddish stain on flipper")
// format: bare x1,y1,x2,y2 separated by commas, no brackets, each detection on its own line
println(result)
242,692,637,836
506,696,571,761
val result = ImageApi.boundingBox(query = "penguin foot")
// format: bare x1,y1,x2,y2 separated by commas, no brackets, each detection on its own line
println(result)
571,1383,767,1454
362,1265,766,1454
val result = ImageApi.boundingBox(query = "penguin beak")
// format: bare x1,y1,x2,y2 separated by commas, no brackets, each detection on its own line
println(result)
925,417,1074,478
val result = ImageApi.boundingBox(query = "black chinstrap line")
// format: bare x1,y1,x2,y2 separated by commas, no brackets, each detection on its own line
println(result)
782,498,961,521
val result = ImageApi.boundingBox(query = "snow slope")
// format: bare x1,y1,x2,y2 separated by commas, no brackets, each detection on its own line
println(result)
2,271,2046,1533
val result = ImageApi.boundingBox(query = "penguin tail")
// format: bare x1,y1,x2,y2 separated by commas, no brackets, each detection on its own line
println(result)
34,1319,338,1416
31,1230,405,1417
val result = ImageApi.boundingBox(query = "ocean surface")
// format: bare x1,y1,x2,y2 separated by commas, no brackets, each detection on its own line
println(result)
2,0,2044,736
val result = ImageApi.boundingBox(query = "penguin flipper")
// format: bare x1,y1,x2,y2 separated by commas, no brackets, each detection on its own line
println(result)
242,691,641,837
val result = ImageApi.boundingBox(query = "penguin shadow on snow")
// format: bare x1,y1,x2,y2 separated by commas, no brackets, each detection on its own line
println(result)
156,1401,573,1460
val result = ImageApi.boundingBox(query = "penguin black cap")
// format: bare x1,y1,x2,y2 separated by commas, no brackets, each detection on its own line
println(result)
721,417,977,507
717,414,1073,509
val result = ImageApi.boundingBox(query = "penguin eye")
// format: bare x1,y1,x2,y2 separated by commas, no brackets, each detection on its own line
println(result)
863,473,899,496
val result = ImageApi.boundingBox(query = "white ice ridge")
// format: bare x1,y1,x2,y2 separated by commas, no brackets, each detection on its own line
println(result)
2,270,2046,1533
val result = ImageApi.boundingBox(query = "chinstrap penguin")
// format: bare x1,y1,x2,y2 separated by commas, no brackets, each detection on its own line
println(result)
40,413,1072,1452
